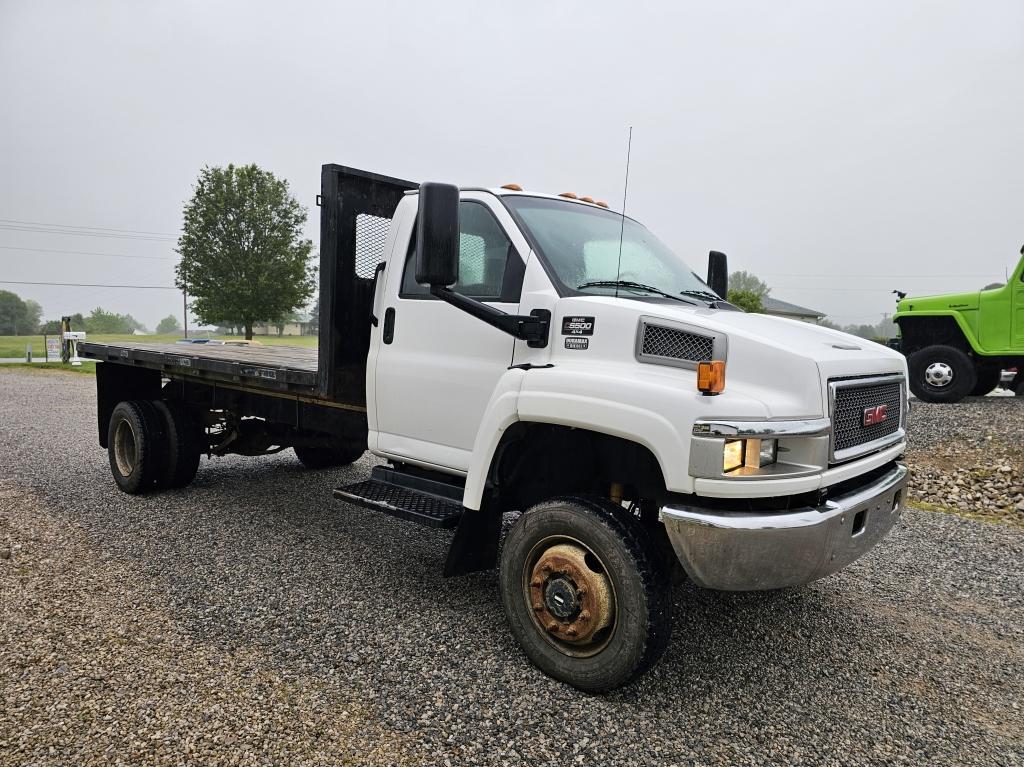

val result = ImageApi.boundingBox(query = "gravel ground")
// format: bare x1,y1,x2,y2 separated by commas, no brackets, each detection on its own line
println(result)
1,368,1023,766
906,395,1024,526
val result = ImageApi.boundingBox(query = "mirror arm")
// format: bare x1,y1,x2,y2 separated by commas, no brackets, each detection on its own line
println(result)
429,287,550,348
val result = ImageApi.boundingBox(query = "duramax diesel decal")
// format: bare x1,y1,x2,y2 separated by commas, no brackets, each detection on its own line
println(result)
562,316,595,336
565,337,589,350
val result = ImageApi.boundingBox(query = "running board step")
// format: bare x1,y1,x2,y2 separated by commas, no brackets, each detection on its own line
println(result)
334,469,464,529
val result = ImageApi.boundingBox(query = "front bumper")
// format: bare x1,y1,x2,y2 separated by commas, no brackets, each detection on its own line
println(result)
660,462,908,591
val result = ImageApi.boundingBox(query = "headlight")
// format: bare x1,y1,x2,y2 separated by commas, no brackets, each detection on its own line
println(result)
722,438,778,473
723,440,745,472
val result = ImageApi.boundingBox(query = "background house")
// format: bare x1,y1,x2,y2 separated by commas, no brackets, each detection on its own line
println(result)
251,312,315,336
761,296,825,323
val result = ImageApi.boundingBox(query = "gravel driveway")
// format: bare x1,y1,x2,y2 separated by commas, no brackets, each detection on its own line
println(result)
1,368,1022,766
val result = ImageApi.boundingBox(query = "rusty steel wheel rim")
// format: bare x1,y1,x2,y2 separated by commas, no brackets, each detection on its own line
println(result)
522,535,617,658
113,419,138,477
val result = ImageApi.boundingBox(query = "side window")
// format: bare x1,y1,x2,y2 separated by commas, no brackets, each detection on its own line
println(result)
400,201,524,302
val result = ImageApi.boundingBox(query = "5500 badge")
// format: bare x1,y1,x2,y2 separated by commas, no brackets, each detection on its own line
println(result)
562,316,594,336
562,316,594,350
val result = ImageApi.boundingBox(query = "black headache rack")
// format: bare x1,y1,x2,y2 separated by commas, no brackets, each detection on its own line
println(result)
317,164,416,402
80,164,416,403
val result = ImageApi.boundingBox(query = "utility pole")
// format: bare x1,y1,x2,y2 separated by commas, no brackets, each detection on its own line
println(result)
183,288,188,339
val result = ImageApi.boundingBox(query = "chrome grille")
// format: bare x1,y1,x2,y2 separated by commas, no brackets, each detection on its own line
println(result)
641,324,714,362
831,378,904,457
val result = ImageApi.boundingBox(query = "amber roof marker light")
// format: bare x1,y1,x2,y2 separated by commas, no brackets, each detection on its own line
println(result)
500,183,523,191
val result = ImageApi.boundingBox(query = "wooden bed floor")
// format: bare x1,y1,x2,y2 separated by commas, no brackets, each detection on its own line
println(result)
85,341,318,373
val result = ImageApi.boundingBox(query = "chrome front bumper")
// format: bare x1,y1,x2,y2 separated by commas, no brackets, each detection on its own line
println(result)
660,463,908,591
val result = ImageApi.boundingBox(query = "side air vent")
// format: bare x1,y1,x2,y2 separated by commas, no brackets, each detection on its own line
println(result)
635,318,727,370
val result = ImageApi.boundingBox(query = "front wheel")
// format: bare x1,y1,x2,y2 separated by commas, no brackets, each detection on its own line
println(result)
907,345,977,403
499,496,671,692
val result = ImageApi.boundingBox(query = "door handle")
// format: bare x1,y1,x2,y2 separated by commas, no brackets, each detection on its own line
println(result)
382,307,396,344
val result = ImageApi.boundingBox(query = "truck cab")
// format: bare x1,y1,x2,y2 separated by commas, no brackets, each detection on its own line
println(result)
82,165,909,692
894,246,1024,402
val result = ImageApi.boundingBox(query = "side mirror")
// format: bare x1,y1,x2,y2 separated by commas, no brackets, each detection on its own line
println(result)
415,182,460,287
707,250,728,299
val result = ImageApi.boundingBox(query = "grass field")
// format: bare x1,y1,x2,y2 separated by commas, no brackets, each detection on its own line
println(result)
0,361,97,375
0,332,317,359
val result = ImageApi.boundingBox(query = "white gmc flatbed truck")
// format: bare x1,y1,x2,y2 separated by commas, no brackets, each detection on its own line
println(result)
81,164,909,691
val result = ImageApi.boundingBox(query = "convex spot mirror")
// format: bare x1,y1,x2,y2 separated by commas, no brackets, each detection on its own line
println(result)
415,182,460,287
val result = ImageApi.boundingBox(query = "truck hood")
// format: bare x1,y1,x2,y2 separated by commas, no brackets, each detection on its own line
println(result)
686,306,904,398
895,290,980,315
556,296,907,419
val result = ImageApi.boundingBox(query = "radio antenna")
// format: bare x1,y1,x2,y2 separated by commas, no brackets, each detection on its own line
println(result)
614,126,633,298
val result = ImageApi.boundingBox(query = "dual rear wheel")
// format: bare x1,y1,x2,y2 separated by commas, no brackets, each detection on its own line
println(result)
107,400,202,494
108,400,366,493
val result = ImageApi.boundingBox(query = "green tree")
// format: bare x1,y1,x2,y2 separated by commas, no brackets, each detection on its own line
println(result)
156,314,182,334
22,300,43,333
0,290,28,334
0,291,43,334
816,318,842,330
728,270,770,298
727,288,765,313
175,164,316,340
84,307,144,334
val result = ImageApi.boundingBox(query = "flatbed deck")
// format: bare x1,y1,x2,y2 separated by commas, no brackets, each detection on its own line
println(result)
79,341,319,392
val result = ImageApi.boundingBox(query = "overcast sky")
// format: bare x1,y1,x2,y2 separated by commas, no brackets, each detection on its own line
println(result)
2,1,1022,330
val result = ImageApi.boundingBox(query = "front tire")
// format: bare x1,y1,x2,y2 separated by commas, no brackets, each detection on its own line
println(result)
107,400,165,494
499,496,671,692
907,345,977,403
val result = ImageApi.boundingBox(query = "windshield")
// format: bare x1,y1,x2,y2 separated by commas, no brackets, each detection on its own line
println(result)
503,196,714,301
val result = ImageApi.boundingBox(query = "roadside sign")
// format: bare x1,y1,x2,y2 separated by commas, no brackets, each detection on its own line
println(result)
46,338,61,361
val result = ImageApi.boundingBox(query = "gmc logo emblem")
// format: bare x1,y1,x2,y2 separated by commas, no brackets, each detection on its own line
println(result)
863,405,888,427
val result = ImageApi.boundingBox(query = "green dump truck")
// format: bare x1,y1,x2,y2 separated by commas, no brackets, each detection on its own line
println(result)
894,245,1024,403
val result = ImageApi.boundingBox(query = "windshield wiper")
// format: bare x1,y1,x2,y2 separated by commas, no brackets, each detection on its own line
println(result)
576,280,697,304
679,289,723,302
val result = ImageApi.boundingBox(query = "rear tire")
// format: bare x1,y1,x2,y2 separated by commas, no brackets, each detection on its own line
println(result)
499,496,671,692
107,400,165,494
152,400,202,489
970,366,1002,396
293,443,365,469
907,345,976,403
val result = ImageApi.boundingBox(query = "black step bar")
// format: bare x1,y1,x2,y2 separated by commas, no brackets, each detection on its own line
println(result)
334,465,464,529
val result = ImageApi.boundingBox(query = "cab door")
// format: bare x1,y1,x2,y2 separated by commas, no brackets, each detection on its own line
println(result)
1014,259,1024,347
371,194,526,472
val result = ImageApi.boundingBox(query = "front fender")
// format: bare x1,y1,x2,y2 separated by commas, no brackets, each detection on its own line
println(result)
463,368,526,510
462,365,721,510
894,310,983,352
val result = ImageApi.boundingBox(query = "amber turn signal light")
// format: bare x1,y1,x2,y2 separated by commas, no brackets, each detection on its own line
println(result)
697,361,726,396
